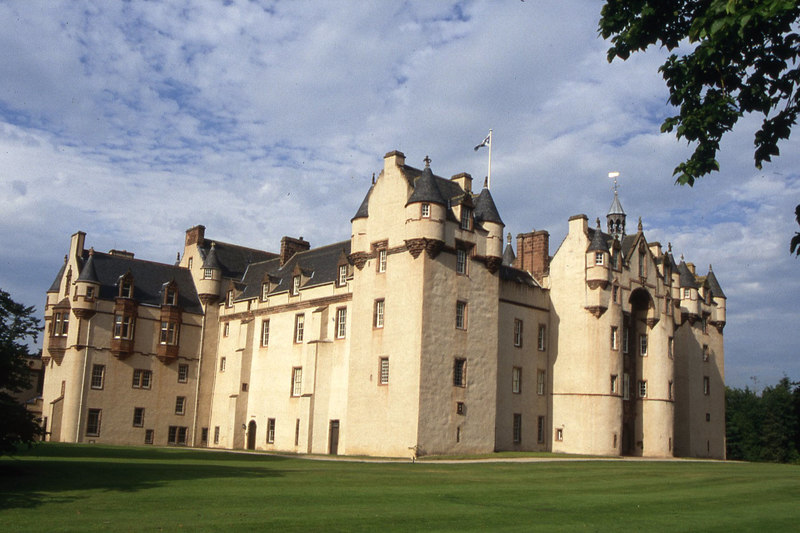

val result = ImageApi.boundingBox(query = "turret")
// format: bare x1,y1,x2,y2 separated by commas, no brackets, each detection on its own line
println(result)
197,242,222,304
586,218,610,290
473,181,504,260
72,248,100,319
706,265,726,329
404,157,446,244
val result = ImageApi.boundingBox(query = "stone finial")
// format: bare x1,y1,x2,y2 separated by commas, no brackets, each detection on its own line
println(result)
507,232,512,244
596,217,601,228
484,176,489,188
668,242,672,252
637,217,643,232
423,155,431,168
372,172,375,185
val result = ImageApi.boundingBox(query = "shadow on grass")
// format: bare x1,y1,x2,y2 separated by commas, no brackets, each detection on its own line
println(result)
0,443,289,511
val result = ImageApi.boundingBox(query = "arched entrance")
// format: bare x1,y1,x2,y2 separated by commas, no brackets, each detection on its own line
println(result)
622,288,654,455
247,420,257,450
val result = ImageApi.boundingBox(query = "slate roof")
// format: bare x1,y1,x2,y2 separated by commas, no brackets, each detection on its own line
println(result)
499,265,538,287
502,242,516,267
705,266,726,298
406,166,447,206
473,187,504,225
238,240,352,301
75,251,203,314
677,261,699,289
197,240,277,280
586,220,610,253
77,252,100,283
47,260,67,293
352,184,374,220
608,191,625,215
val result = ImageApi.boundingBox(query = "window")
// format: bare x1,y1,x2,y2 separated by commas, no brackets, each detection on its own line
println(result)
456,402,465,415
610,326,618,350
241,382,248,392
294,314,305,343
703,344,709,361
90,364,105,390
261,319,270,347
513,414,522,443
513,319,523,347
113,314,134,339
379,357,390,385
623,373,630,400
456,248,467,275
175,396,186,415
165,287,178,306
460,207,472,230
611,252,620,270
683,287,691,299
223,322,230,337
145,429,154,444
201,427,208,444
595,252,604,265
213,426,220,445
706,413,711,422
159,320,179,345
703,376,710,396
219,357,226,372
168,426,187,445
537,324,547,351
537,416,546,444
86,286,95,299
665,296,673,315
622,325,630,354
338,264,348,286
453,358,467,387
421,203,430,218
52,311,69,337
291,367,303,396
295,419,300,446
226,290,234,307
203,268,213,279
261,282,270,301
133,407,145,427
86,409,101,437
702,316,709,334
178,364,189,383
669,337,674,359
638,250,646,277
267,418,276,443
639,334,648,356
378,249,387,273
537,369,546,395
292,275,301,296
455,301,467,330
512,367,522,394
374,299,385,328
556,428,563,441
638,380,648,398
668,380,674,400
612,285,619,303
336,307,347,339
121,279,134,298
611,374,618,394
132,369,152,389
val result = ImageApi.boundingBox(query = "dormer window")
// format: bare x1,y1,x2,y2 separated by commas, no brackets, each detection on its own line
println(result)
292,276,301,296
120,277,134,298
460,208,472,230
611,252,620,270
421,203,430,218
52,311,69,337
226,290,234,307
338,264,348,286
595,252,604,266
164,286,178,306
261,282,269,301
203,268,213,280
114,315,134,339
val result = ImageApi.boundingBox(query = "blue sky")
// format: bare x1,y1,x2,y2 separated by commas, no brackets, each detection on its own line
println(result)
1,0,798,390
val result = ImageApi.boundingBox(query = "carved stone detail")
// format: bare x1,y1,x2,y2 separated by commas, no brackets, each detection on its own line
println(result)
585,305,607,318
710,320,726,333
405,238,444,259
681,311,699,326
645,317,660,329
73,308,96,320
483,256,502,274
586,279,609,291
349,252,370,270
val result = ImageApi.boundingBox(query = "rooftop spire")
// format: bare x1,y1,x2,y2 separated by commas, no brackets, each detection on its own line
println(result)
606,172,626,239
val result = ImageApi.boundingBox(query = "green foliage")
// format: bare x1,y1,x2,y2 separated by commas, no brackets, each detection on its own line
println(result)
2,444,800,531
726,377,800,463
0,289,43,455
791,204,800,255
600,1,800,185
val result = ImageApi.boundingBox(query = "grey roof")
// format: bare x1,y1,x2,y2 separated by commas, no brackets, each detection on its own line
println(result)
47,260,67,293
238,240,352,300
406,166,447,206
76,251,203,314
502,242,516,266
677,261,699,289
473,187,504,225
586,222,610,253
499,265,538,287
201,243,223,270
705,266,726,298
352,184,374,220
198,240,276,280
608,191,625,215
77,252,100,283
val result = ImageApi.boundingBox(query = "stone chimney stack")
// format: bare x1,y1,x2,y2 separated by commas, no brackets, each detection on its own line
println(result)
185,225,206,246
280,236,310,266
514,230,550,284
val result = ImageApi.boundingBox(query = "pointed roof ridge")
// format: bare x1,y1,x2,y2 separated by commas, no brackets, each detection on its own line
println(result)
47,257,68,293
77,248,100,283
407,165,446,206
677,260,699,288
502,233,515,266
705,265,726,298
587,219,610,253
473,187,504,225
202,242,222,269
352,182,374,221
608,190,625,216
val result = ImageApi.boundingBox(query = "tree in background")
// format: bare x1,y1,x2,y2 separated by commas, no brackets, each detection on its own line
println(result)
0,289,43,454
599,2,800,251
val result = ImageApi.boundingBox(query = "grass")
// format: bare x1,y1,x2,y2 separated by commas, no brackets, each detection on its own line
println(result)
2,444,799,532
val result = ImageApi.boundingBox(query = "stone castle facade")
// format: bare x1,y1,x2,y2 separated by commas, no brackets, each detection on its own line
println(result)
40,150,726,458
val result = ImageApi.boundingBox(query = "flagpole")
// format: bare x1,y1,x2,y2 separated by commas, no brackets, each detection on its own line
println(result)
487,129,492,189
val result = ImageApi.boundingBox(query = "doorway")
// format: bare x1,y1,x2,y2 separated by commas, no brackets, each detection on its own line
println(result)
247,420,257,450
329,420,340,455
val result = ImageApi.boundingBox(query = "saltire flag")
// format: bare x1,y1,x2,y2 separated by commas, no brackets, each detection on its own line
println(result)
474,132,491,151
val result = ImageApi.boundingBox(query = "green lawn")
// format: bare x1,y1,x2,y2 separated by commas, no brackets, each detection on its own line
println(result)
2,444,799,532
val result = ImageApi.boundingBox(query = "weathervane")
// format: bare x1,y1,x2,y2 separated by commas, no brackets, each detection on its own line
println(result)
608,171,620,193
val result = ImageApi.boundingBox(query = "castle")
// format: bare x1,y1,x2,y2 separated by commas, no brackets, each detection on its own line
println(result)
40,150,726,458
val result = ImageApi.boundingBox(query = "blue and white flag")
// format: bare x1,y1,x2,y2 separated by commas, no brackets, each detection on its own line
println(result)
474,132,491,151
